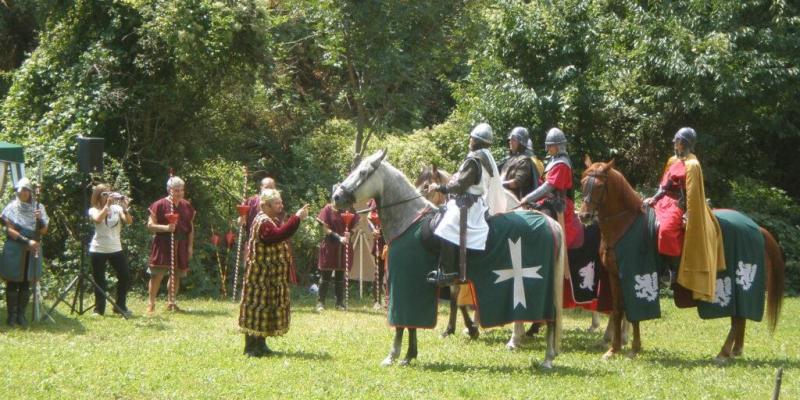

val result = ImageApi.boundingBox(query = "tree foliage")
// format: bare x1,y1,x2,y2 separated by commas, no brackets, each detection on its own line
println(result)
1,0,798,294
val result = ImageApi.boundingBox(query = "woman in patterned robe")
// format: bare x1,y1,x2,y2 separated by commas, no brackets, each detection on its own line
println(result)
239,188,308,357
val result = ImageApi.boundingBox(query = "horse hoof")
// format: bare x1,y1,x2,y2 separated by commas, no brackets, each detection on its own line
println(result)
627,351,639,359
713,355,731,365
380,356,395,367
399,358,414,367
540,360,554,369
440,329,455,339
731,349,743,357
602,350,616,360
467,327,480,340
506,341,518,351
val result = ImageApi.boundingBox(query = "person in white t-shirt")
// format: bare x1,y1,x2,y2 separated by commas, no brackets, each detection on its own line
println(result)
88,184,133,316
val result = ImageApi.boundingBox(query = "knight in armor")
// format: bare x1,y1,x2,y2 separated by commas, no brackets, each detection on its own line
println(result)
500,127,539,201
1,178,49,327
521,128,583,249
643,127,725,302
426,123,506,287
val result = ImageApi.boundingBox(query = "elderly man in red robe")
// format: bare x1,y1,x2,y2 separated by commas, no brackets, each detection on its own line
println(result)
239,188,308,357
146,176,196,315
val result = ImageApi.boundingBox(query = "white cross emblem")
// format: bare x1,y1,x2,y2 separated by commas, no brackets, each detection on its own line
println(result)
493,238,543,309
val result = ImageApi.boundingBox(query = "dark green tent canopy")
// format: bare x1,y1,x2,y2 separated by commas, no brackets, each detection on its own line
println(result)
0,141,24,164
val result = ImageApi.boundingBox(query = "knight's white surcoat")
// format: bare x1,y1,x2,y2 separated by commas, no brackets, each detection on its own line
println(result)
434,149,506,250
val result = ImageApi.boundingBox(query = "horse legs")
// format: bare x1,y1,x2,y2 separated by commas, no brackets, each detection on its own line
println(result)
441,288,458,338
507,321,525,350
716,317,746,363
630,321,641,356
382,328,404,366
589,311,601,332
541,321,557,369
603,277,624,359
460,306,479,339
400,328,418,366
603,316,630,346
732,318,746,357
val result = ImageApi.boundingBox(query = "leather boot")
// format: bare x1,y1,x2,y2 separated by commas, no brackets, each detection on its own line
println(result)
5,285,18,327
334,276,345,309
17,284,30,327
317,275,329,306
428,242,459,287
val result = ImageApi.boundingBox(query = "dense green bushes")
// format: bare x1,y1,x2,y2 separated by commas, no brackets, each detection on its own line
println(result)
0,0,797,296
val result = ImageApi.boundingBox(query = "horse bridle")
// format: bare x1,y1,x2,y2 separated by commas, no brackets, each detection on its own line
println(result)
337,162,425,215
583,169,639,223
582,172,608,220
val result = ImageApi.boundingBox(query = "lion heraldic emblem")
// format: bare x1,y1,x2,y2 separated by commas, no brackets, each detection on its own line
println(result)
713,276,733,307
579,262,595,292
634,272,658,302
736,261,757,291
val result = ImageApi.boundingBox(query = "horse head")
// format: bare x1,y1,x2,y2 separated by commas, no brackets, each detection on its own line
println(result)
333,149,387,210
579,155,615,224
415,164,450,206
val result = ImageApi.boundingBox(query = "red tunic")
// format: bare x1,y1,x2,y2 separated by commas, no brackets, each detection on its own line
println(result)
368,199,385,259
543,163,583,248
653,160,686,256
317,204,360,271
148,197,196,270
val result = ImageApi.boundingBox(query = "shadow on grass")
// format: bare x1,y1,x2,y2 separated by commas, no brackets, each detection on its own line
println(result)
173,308,230,317
0,310,89,335
644,349,800,370
418,360,612,376
271,349,333,361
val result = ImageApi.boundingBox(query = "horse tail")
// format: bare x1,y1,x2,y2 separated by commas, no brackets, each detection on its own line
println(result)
760,227,784,334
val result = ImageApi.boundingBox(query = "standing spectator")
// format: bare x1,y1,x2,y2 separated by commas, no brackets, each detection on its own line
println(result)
88,183,133,317
146,176,196,315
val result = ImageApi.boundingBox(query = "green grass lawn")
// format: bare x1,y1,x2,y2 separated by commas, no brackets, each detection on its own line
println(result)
1,291,797,399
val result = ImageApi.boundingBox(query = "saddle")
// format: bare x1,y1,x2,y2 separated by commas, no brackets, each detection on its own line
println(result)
420,208,443,253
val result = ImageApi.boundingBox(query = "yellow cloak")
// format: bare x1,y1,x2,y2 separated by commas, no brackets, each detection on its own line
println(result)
667,154,726,302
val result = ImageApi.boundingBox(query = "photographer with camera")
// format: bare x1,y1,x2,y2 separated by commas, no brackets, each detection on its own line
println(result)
88,184,133,317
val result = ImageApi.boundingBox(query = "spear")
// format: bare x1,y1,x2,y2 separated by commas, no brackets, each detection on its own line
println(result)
166,168,179,309
232,165,249,301
210,226,226,298
341,210,355,310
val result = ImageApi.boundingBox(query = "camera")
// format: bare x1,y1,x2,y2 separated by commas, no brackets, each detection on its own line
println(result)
102,191,127,204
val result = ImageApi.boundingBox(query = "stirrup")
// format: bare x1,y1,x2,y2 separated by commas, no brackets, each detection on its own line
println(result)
426,270,459,287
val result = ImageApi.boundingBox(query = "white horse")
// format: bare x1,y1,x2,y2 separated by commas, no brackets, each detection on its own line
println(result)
333,150,564,368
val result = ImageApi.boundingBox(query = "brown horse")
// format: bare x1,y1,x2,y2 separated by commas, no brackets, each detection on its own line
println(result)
415,165,480,339
579,157,784,361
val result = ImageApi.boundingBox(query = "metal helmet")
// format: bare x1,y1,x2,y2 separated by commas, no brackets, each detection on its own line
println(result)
673,127,697,150
469,123,494,145
544,127,567,146
507,127,530,149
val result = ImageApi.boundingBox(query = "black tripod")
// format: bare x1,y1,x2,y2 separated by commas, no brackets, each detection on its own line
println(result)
47,176,128,319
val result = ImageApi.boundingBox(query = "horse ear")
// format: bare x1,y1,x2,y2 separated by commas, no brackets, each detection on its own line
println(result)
583,154,592,168
604,159,616,171
371,149,387,168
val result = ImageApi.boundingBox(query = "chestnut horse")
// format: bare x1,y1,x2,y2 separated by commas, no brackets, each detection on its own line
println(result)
579,158,784,361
